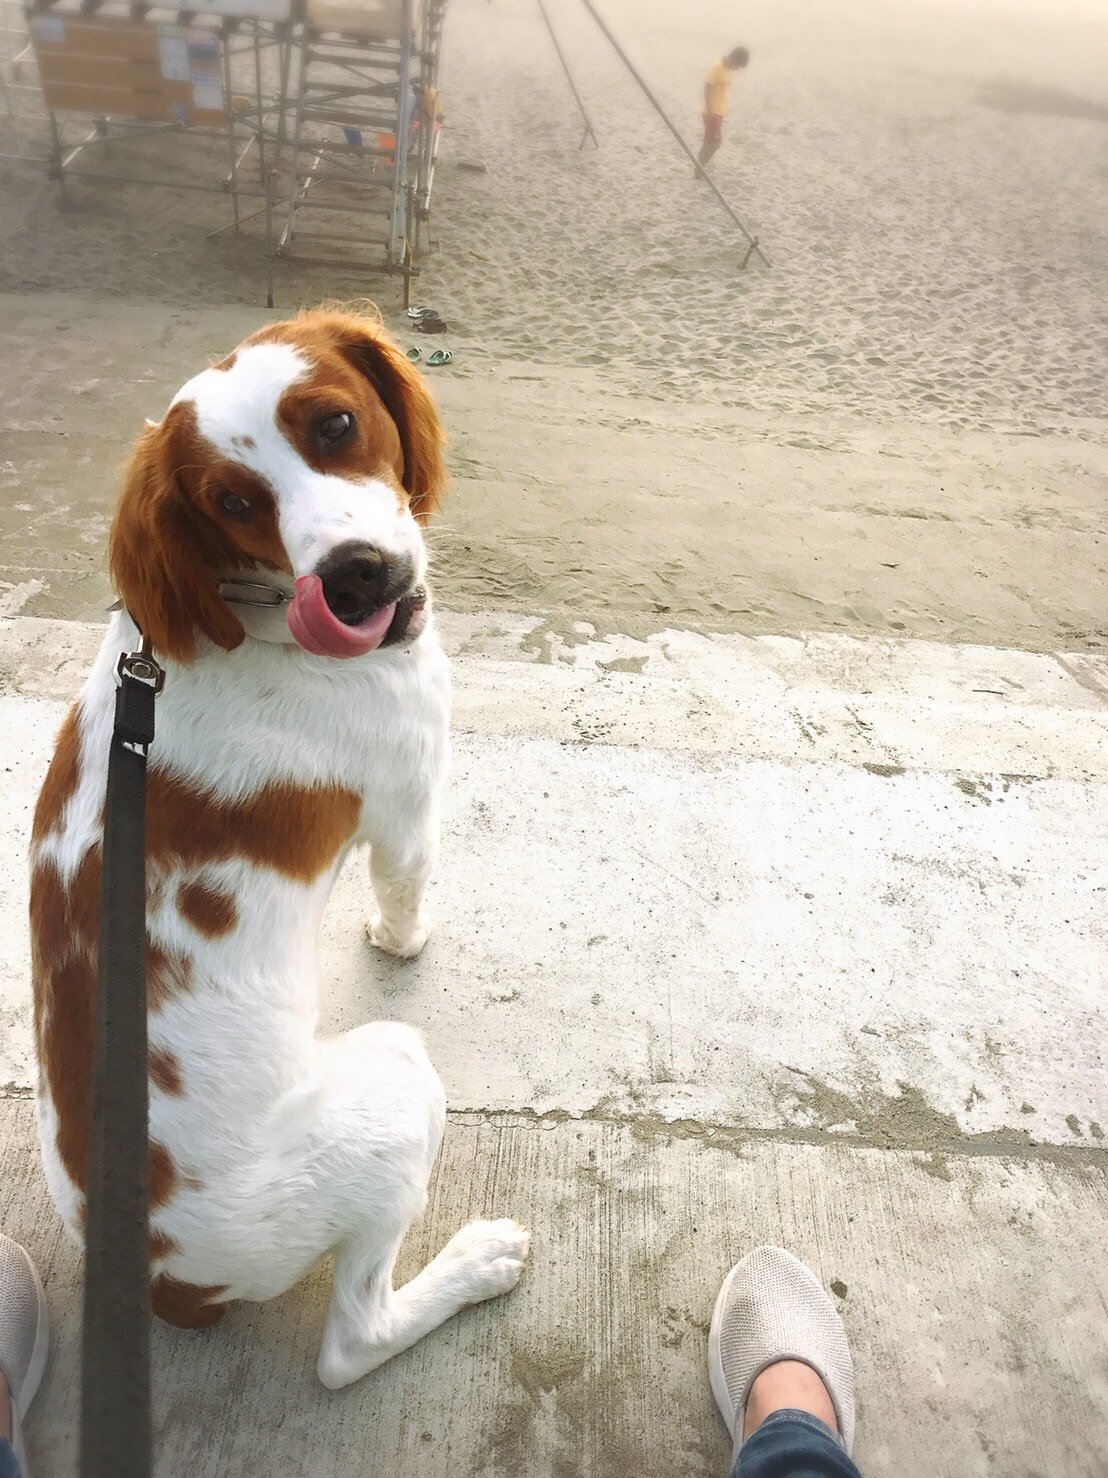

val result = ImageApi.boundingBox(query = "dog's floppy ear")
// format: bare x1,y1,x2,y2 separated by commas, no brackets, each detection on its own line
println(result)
109,414,244,664
325,312,447,521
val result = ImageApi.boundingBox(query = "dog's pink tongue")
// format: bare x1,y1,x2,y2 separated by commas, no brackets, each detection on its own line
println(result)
287,575,396,658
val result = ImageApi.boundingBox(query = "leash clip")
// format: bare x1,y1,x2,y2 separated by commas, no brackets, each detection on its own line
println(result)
114,631,165,755
116,640,166,695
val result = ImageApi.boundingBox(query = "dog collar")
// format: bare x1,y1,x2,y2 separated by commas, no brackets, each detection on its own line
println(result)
108,579,297,647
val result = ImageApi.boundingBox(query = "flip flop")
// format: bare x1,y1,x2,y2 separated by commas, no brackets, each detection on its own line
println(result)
406,306,436,319
426,349,453,366
405,346,422,361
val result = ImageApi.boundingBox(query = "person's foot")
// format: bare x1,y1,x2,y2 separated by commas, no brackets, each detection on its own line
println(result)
708,1245,855,1455
0,1234,49,1471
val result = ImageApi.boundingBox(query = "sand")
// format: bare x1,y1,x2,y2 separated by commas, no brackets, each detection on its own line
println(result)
0,0,1105,648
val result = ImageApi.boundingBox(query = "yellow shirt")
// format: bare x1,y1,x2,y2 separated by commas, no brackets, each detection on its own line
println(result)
705,59,731,117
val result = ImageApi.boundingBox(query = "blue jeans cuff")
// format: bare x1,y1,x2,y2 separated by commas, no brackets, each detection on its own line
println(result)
755,1408,847,1450
0,1435,22,1478
730,1407,860,1478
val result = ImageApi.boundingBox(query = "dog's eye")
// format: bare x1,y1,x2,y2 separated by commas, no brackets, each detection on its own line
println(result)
319,411,354,445
219,491,252,518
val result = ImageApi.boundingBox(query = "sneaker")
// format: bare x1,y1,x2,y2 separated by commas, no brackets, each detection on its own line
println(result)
709,1245,855,1455
0,1235,49,1474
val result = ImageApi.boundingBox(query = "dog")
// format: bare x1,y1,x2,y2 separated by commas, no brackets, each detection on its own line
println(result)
29,308,528,1388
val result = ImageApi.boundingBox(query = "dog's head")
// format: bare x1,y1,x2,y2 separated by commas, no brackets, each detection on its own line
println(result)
109,308,446,662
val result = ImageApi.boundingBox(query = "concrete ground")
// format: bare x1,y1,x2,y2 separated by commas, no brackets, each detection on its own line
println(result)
1,612,1106,1477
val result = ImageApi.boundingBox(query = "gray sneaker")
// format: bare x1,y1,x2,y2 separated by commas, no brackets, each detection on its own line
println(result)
0,1235,49,1475
709,1245,855,1455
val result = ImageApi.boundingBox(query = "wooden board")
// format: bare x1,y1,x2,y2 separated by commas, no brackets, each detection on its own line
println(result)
30,15,226,128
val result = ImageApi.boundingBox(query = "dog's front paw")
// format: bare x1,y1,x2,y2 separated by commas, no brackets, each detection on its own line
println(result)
439,1218,530,1304
369,915,431,959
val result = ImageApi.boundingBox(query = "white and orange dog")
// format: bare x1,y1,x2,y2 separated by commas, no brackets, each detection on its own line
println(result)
30,309,528,1387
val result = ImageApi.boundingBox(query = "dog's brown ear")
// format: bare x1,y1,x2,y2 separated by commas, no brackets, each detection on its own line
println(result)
109,415,244,664
322,311,447,521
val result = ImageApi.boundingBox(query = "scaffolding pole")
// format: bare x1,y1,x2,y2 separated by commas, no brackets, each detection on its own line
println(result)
578,0,769,269
537,0,597,151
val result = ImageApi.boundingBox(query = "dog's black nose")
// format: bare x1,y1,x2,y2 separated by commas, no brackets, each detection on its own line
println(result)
318,541,412,624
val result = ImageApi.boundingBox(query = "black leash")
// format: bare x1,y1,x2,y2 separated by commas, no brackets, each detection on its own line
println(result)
81,631,164,1478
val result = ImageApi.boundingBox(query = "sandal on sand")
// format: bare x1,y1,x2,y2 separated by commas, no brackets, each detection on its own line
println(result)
405,346,422,361
426,349,453,366
406,305,437,319
709,1246,855,1456
0,1233,50,1476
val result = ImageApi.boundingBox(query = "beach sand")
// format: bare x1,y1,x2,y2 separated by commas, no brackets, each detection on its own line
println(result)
0,0,1105,647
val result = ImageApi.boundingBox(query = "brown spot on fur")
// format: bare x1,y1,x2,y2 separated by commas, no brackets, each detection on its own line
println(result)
109,403,290,665
149,1047,184,1096
30,849,102,983
31,838,101,1194
147,771,361,882
151,1276,229,1329
34,866,193,1194
30,865,67,1047
31,714,94,1185
147,940,193,1010
149,1141,178,1210
39,950,95,1190
177,879,238,937
277,362,407,500
31,705,80,843
149,1228,178,1261
66,847,102,946
241,434,255,449
252,310,446,521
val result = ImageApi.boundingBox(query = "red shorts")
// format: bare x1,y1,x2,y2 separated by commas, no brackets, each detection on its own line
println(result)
703,113,723,146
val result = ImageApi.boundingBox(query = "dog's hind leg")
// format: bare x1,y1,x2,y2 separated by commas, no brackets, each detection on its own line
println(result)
317,1215,529,1390
299,1022,529,1388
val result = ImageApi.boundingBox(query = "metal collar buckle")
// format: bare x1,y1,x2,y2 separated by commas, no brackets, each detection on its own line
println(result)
217,580,291,608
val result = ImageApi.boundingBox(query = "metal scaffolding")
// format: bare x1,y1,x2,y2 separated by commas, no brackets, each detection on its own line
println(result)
13,0,449,306
16,1,290,297
278,0,448,306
